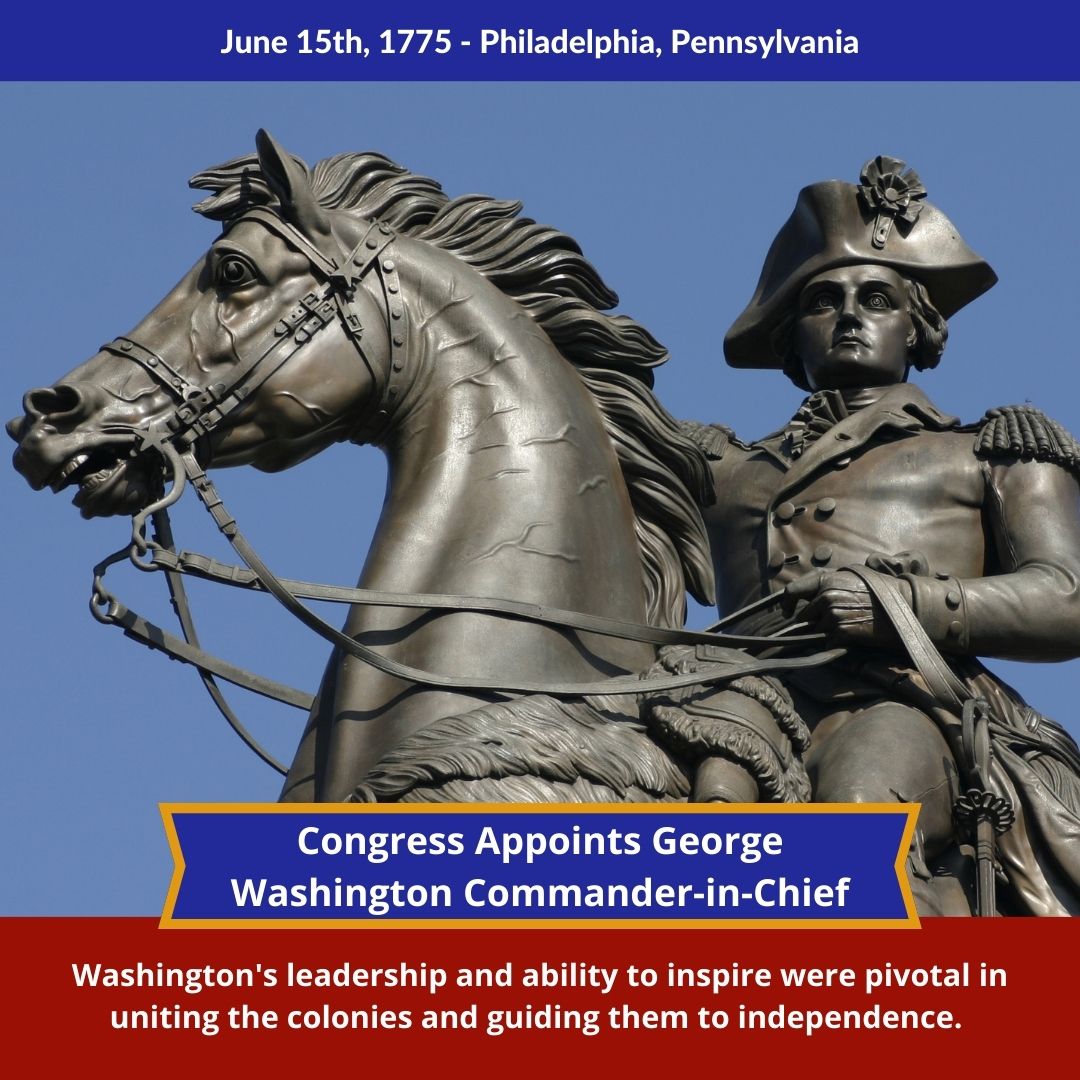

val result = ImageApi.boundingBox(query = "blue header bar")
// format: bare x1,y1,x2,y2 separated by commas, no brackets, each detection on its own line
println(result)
2,3,1077,81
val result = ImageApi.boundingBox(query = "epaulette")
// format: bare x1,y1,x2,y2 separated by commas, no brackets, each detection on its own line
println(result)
974,405,1080,477
679,420,746,460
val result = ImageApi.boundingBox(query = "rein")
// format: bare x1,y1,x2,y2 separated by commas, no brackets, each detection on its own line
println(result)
90,206,841,774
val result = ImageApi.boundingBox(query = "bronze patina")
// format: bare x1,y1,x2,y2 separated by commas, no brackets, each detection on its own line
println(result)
8,132,826,812
681,156,1080,915
10,139,1080,916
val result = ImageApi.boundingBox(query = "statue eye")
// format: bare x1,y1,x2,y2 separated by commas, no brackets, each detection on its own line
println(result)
215,255,256,289
864,292,892,310
808,291,837,311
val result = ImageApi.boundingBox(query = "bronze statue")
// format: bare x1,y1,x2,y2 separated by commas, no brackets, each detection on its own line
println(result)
10,136,1080,916
682,157,1080,915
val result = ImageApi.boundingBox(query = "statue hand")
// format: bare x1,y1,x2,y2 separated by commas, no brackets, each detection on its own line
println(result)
782,569,912,646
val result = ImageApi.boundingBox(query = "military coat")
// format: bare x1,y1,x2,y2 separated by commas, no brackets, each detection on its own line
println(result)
686,382,1080,914
699,382,1080,661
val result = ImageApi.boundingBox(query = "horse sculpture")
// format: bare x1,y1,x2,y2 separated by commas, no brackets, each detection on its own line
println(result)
10,131,824,806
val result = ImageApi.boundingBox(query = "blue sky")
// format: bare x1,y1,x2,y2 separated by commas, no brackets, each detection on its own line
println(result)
3,82,1079,913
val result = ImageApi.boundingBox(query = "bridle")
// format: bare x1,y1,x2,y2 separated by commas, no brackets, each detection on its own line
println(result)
100,205,407,458
86,205,840,775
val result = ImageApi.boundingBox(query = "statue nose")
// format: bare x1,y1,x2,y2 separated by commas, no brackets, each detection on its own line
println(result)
838,296,861,323
6,415,24,443
22,383,91,423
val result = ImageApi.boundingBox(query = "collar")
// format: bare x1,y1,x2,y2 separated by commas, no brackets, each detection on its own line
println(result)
871,381,960,430
786,389,855,458
750,382,960,473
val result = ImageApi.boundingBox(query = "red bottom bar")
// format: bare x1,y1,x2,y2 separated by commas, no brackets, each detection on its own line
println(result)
4,917,1073,1075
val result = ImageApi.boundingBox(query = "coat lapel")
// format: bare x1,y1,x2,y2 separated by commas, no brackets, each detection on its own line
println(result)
762,384,960,500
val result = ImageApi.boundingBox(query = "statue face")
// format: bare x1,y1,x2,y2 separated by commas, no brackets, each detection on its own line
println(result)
794,265,915,391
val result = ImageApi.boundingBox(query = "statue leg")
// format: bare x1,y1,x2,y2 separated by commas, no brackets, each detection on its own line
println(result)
807,702,970,915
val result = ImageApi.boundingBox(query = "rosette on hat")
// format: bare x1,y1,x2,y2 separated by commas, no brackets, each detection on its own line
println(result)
724,157,997,370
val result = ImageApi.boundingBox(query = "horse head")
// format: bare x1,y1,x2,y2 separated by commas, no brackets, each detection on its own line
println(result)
9,130,393,518
10,130,723,802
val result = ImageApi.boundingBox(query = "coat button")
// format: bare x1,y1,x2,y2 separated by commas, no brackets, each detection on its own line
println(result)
816,497,836,515
834,456,852,469
948,620,964,637
946,590,961,609
775,501,797,522
768,550,786,570
812,545,833,565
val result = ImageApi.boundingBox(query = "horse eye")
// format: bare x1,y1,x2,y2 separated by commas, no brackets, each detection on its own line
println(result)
216,256,255,288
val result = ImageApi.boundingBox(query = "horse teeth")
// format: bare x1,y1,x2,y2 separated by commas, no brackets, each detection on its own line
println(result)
82,466,113,490
60,454,89,480
78,460,127,495
50,453,90,491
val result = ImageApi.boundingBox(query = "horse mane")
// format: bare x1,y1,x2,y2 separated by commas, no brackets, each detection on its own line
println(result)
191,151,716,626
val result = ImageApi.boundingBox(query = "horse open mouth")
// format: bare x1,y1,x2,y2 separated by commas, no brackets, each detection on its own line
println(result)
48,445,162,517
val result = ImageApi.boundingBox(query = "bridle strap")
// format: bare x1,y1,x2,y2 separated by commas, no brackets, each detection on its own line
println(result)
845,566,970,709
231,206,343,279
106,210,403,457
229,207,401,424
92,447,842,707
146,544,824,649
101,338,195,401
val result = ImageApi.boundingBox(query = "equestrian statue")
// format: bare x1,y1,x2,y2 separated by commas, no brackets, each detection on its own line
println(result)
9,135,1080,915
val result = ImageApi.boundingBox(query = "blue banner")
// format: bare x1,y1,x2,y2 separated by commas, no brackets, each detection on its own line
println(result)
162,805,917,927
2,2,1079,80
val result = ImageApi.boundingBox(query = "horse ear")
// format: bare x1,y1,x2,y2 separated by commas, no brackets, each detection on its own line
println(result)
255,129,333,242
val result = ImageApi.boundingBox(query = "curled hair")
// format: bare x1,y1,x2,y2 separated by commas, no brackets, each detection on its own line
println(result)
773,276,949,391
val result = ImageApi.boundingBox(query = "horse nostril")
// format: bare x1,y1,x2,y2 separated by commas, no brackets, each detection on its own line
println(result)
24,384,86,421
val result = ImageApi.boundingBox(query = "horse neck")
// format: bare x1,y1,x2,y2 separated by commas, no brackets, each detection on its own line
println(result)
359,241,647,622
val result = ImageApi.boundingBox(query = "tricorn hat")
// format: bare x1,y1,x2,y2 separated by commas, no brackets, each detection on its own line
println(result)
724,156,997,369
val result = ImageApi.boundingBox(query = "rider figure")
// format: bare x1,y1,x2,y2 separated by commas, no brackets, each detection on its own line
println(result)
680,157,1080,914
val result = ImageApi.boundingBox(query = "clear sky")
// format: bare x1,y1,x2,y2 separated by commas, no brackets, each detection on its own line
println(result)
3,82,1079,913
